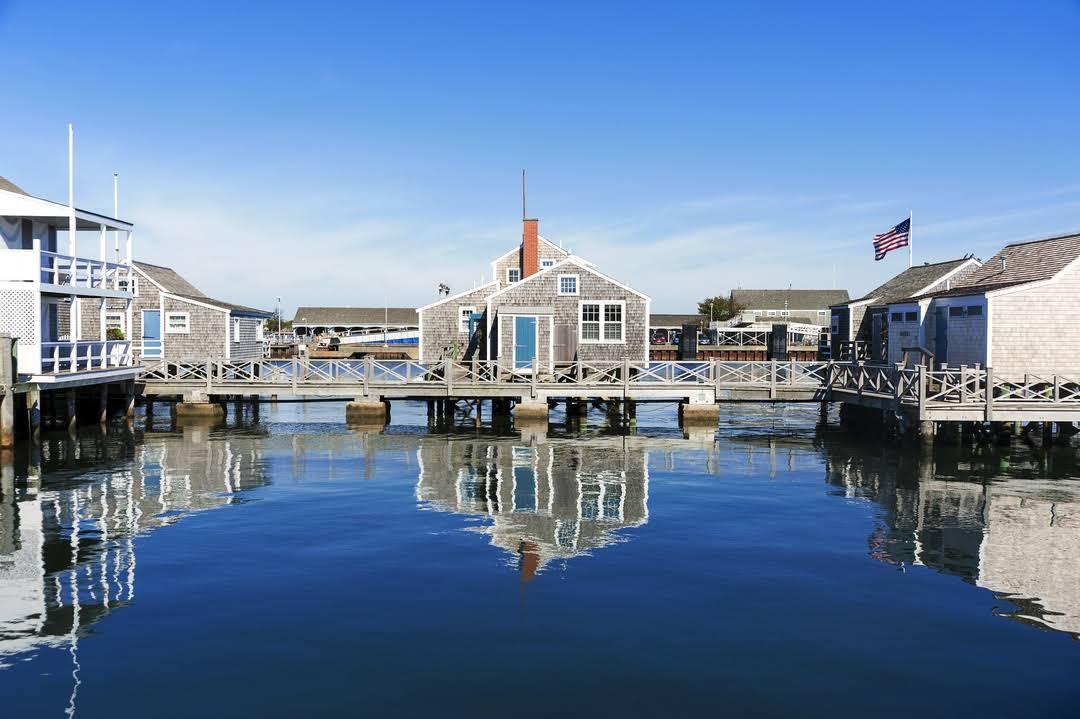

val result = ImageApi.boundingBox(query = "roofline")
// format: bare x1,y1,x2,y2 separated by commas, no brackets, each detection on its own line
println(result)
485,256,650,302
162,292,229,314
132,263,168,293
416,280,500,312
910,256,982,297
0,186,134,228
998,230,1080,249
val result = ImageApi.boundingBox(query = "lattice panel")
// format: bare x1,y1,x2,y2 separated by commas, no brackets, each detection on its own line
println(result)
0,289,37,344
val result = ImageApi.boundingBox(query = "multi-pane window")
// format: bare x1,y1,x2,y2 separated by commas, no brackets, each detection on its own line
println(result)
558,274,578,295
905,311,917,322
166,312,190,334
890,312,903,322
948,306,965,317
507,268,521,283
967,305,983,316
541,259,555,269
459,306,476,333
580,302,624,343
105,313,125,331
233,318,242,340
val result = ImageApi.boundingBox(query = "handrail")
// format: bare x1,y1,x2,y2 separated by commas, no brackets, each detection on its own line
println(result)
40,340,133,373
39,250,134,291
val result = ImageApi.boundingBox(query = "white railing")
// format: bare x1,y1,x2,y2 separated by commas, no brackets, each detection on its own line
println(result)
40,251,133,292
40,341,133,373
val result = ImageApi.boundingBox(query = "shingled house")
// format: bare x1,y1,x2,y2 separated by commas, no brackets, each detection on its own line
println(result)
887,231,1080,374
419,218,650,370
829,258,981,362
89,261,271,361
730,289,850,326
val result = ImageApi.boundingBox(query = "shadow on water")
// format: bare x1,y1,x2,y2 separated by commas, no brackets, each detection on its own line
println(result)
1,399,1079,714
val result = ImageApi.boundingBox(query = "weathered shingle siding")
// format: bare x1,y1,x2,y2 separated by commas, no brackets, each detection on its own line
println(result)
887,314,920,365
489,267,647,366
419,285,498,363
163,298,227,360
494,243,567,288
230,316,264,360
991,262,1080,376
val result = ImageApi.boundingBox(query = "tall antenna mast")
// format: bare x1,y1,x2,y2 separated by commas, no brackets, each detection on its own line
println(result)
521,169,526,220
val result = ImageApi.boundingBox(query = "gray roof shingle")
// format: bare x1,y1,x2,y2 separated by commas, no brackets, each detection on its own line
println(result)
135,261,271,317
292,307,419,326
0,176,29,196
732,288,849,309
847,258,974,305
650,313,705,328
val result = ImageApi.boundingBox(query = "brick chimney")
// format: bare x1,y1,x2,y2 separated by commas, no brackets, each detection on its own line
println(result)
522,218,539,277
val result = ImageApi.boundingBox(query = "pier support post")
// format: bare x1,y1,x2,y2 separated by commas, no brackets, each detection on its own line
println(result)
124,382,136,419
679,401,720,427
918,420,935,447
27,388,41,444
346,398,389,425
98,385,109,425
176,389,225,419
513,398,549,423
0,337,13,448
65,390,78,433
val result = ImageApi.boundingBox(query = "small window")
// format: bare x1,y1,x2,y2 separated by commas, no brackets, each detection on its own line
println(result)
118,276,139,296
507,268,521,283
233,318,242,340
458,306,476,333
905,311,917,322
948,306,965,317
830,315,840,334
541,259,555,269
967,305,983,316
817,310,826,316
256,322,265,341
767,310,777,317
105,312,125,331
780,310,790,317
890,312,904,322
558,274,579,295
166,312,190,334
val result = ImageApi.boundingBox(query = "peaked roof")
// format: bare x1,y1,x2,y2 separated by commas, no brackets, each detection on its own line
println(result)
134,261,271,317
956,232,1080,288
650,313,706,327
485,255,650,301
292,306,419,325
732,288,849,309
0,176,29,196
846,258,976,305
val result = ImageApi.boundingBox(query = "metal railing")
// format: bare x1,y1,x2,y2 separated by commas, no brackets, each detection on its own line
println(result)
40,341,133,373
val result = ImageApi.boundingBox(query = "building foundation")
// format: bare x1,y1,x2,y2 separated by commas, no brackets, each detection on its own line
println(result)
679,401,720,426
513,400,549,423
346,398,390,424
177,389,225,419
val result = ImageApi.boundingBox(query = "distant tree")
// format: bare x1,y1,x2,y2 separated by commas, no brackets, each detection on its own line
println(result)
697,295,742,322
265,310,292,332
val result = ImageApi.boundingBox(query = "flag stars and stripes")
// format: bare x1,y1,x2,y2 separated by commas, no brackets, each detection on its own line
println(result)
873,218,910,261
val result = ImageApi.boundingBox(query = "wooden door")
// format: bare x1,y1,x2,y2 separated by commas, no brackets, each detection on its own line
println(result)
554,324,577,363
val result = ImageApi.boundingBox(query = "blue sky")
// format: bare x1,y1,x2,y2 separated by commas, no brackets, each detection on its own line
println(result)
2,1,1078,314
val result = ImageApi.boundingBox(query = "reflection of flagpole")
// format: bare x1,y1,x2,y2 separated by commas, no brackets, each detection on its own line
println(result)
908,209,913,268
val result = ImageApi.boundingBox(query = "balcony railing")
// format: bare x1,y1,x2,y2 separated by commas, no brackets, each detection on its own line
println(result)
40,341,133,374
40,251,133,292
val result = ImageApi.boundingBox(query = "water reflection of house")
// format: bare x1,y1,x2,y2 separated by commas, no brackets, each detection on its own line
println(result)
825,447,1080,638
0,427,268,676
416,438,649,578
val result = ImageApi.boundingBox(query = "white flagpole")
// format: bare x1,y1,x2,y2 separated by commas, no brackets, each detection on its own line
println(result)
908,209,913,267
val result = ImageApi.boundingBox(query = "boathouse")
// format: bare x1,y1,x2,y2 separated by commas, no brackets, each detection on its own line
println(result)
419,218,650,368
889,231,1080,374
730,289,849,327
292,307,419,344
829,257,981,362
93,261,271,361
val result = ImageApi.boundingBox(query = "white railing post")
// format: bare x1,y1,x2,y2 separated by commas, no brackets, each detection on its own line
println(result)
206,358,213,393
364,356,373,398
532,357,539,399
984,366,994,422
445,357,453,396
622,357,629,396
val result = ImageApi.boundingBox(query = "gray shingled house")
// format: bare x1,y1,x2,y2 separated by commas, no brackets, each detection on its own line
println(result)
88,261,271,362
829,258,981,362
730,289,850,326
291,307,419,344
419,218,650,370
887,232,1080,373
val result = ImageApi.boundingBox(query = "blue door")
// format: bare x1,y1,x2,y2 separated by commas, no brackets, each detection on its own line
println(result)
514,316,537,370
143,310,162,358
934,307,948,369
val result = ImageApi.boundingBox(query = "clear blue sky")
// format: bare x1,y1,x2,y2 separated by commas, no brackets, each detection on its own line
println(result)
2,1,1078,314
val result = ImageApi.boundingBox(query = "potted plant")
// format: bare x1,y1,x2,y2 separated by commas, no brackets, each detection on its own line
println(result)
106,328,125,341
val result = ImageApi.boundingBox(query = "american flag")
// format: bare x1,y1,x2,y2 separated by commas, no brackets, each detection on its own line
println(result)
873,218,910,261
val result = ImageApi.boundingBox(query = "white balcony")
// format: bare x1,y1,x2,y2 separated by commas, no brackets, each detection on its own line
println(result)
39,340,133,374
40,251,133,293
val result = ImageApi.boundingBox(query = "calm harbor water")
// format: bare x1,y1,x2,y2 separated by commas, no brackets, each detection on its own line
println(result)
1,400,1078,717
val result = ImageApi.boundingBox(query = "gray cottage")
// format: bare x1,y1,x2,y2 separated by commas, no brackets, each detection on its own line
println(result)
887,231,1080,374
730,289,850,326
829,257,980,362
419,218,650,370
89,261,271,362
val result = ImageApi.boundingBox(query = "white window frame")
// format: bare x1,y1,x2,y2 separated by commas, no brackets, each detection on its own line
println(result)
541,259,555,269
256,322,265,341
233,318,242,341
507,268,521,283
767,310,777,317
105,312,125,332
579,300,625,344
458,306,476,333
119,276,139,296
557,274,579,296
165,311,190,334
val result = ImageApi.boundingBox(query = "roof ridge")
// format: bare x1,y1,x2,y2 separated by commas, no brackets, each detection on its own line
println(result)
1001,231,1080,249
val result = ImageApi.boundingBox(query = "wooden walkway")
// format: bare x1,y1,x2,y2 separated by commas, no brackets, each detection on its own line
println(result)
137,358,1080,423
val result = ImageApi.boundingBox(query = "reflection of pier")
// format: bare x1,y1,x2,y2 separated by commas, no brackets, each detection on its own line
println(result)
826,446,1080,638
415,437,650,577
0,424,268,708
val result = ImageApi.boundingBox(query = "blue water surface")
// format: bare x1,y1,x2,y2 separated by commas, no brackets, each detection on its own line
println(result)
1,400,1078,718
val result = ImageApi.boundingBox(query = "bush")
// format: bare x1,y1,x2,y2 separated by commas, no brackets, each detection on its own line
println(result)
106,328,125,341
